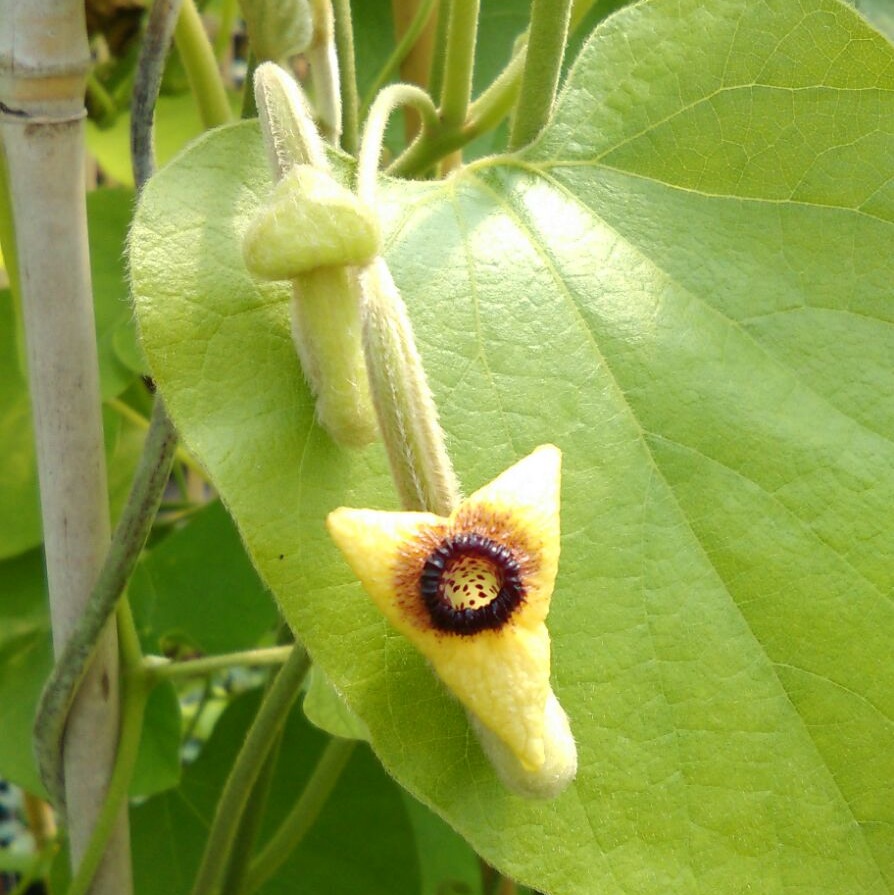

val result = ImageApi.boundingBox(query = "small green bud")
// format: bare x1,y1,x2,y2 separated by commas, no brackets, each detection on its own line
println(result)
242,165,380,281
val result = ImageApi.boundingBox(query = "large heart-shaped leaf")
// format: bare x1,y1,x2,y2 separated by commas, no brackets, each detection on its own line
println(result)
129,0,894,891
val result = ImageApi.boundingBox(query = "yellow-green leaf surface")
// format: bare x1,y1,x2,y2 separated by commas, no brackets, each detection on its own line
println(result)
129,1,894,891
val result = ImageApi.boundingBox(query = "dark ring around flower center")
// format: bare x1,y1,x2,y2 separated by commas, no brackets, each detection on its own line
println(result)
419,532,525,635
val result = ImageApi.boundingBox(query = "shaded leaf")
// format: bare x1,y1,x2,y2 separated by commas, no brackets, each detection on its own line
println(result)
302,664,369,741
0,298,41,559
130,500,279,656
131,688,420,895
88,187,142,399
0,549,182,798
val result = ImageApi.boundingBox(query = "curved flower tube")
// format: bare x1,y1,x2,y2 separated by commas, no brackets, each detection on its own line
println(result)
327,444,577,798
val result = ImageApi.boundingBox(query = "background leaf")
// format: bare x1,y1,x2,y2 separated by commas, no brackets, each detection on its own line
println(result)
0,299,41,559
130,500,279,656
0,551,181,798
130,0,894,891
0,187,143,560
131,689,422,895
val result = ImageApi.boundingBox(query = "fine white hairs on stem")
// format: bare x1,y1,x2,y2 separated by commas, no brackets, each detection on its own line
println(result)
356,82,438,205
254,61,328,179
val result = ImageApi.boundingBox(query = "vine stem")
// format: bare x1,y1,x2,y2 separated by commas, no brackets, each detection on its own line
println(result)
131,0,185,187
106,396,201,475
508,0,572,149
389,0,597,176
65,605,149,895
243,739,356,894
145,645,294,682
306,0,342,145
438,0,480,130
190,645,312,895
332,0,359,152
174,0,232,128
357,82,438,205
218,727,284,895
33,396,177,814
0,3,133,891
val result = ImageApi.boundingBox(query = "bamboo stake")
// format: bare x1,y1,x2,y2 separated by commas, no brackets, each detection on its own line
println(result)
0,3,132,893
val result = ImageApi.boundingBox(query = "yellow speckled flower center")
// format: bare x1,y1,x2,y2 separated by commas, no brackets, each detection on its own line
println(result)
441,554,502,611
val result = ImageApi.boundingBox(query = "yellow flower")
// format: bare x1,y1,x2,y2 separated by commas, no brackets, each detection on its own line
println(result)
326,444,577,799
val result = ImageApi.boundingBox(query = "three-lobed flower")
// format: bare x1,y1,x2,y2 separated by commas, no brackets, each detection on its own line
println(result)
327,444,577,799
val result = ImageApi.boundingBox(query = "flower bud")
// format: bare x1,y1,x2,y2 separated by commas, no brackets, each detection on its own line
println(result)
242,165,380,281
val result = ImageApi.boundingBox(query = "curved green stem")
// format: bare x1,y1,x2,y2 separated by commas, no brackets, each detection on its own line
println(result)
357,82,438,202
438,0,480,130
65,605,149,895
190,645,312,895
174,0,232,128
145,645,294,682
332,0,359,152
388,0,598,177
33,397,178,811
360,0,437,117
243,739,356,894
389,37,526,177
508,0,572,149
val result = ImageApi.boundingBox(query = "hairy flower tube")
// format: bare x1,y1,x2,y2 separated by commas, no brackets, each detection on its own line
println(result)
327,444,577,799
243,62,379,448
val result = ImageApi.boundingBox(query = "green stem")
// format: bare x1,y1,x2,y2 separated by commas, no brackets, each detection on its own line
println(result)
389,38,525,177
241,51,259,118
33,398,178,810
508,0,572,149
131,0,185,187
243,739,356,894
86,70,118,127
426,0,450,104
360,0,437,117
218,697,285,895
65,605,149,895
182,676,214,743
306,0,342,145
214,0,239,62
357,82,438,203
145,645,294,682
332,0,359,152
438,0,480,130
174,0,233,128
117,593,145,672
356,86,461,513
190,645,312,895
389,0,597,176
